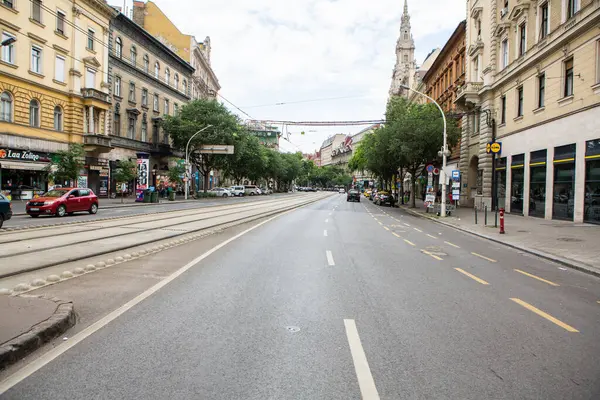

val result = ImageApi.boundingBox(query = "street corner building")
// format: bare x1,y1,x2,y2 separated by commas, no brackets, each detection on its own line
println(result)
0,0,115,199
454,0,600,223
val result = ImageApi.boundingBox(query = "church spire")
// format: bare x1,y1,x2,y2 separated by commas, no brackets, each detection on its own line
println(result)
403,0,408,16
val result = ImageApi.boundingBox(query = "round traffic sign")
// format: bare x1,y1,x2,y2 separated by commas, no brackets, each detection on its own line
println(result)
426,164,434,173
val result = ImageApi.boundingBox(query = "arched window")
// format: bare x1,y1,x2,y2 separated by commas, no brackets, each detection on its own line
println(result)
54,106,63,131
29,99,40,127
130,46,137,65
174,73,179,90
143,54,149,73
165,68,170,85
182,79,187,94
0,91,13,122
115,37,123,58
154,62,160,79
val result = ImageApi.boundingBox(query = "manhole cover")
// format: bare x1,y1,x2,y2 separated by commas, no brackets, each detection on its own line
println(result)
286,326,300,333
557,237,583,242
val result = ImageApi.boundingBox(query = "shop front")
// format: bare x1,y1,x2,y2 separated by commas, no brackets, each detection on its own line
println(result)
85,157,110,198
0,147,52,200
584,139,600,224
510,154,524,215
529,150,547,218
552,144,576,221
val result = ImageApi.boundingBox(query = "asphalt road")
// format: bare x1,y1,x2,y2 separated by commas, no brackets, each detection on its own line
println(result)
2,195,282,229
2,194,600,399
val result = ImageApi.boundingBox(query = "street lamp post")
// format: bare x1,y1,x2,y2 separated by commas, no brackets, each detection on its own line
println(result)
400,84,449,217
185,124,213,200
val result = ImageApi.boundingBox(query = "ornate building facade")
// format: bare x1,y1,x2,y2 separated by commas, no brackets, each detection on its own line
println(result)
389,0,417,98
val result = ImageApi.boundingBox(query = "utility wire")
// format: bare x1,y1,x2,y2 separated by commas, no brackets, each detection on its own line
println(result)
242,95,369,109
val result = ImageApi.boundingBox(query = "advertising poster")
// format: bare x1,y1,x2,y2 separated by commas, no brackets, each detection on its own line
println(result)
77,175,88,189
99,176,109,197
136,158,149,201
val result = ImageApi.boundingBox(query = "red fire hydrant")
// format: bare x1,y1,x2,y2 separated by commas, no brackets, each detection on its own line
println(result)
499,208,506,234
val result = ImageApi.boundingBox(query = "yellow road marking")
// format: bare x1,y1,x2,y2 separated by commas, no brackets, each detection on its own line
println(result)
514,269,560,287
455,268,489,285
404,223,411,227
374,218,378,221
510,298,579,333
444,241,460,248
426,234,437,239
404,239,415,246
471,252,497,263
392,232,401,238
378,221,383,226
597,301,600,304
414,228,423,232
384,226,390,231
421,249,443,261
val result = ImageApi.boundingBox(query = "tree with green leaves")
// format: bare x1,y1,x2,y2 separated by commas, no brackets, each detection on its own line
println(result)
224,131,266,184
111,159,137,203
166,159,185,187
162,99,241,193
46,143,85,186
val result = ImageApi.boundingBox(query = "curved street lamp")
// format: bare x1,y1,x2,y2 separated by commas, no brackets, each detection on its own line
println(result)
400,84,449,217
185,124,213,200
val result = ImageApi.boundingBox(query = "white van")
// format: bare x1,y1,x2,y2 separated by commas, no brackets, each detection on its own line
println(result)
244,185,261,196
229,186,245,197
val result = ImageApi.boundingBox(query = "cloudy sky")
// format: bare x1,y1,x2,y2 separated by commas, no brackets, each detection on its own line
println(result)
116,0,465,153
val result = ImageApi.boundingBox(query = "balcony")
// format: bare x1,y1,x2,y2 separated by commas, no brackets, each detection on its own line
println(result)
454,82,483,107
82,88,111,108
83,134,112,154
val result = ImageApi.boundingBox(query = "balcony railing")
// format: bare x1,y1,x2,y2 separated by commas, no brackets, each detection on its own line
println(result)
455,82,483,106
83,134,112,149
82,88,111,104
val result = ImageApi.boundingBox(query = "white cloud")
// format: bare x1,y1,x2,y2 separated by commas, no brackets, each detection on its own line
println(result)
130,0,465,152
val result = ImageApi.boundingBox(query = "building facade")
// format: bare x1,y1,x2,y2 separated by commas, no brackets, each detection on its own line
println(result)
132,1,220,101
457,0,600,223
389,0,417,98
0,0,114,199
319,134,346,167
107,11,193,196
407,48,442,105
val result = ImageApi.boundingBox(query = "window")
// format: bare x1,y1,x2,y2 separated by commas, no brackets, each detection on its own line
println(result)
473,55,480,81
87,29,94,51
127,116,135,139
53,106,62,131
154,62,160,79
517,86,524,117
404,32,408,40
540,3,549,39
31,46,42,73
182,79,187,94
141,120,147,142
472,113,480,134
518,23,526,57
501,39,508,68
114,76,121,97
1,32,15,64
165,68,170,85
115,37,122,58
564,58,574,97
3,0,14,9
143,54,149,73
174,103,179,115
153,94,159,111
164,98,169,115
537,73,545,108
567,0,577,19
55,55,65,82
130,46,137,65
56,10,66,35
174,74,179,90
1,92,12,122
85,68,95,88
403,54,408,63
142,88,148,106
129,82,135,102
29,99,40,127
113,110,120,136
32,0,42,23
477,19,481,38
500,95,506,124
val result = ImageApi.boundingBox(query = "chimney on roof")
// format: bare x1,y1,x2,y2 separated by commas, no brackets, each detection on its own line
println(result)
132,1,145,27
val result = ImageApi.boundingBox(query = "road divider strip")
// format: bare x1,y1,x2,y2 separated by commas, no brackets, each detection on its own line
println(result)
471,252,497,263
510,298,579,333
344,319,380,400
455,268,489,285
514,269,560,287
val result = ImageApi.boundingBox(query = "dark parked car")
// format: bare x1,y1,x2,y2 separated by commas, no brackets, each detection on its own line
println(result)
347,189,360,202
0,193,12,228
26,188,99,218
374,191,393,207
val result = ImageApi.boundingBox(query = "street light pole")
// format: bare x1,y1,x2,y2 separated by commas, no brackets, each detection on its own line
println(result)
400,84,448,217
185,124,213,200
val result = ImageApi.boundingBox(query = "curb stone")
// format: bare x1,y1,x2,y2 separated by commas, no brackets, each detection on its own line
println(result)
0,295,76,370
399,206,600,278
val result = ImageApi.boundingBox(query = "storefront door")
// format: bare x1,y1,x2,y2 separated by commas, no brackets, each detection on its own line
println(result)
584,139,600,224
510,154,525,215
552,144,576,221
529,150,547,218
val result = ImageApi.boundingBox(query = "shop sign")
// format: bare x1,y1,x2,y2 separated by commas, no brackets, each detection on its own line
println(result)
486,141,502,155
0,148,51,163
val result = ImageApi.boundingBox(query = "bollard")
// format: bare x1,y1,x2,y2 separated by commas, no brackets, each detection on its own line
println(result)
499,208,506,234
484,205,488,226
474,207,478,224
495,208,498,228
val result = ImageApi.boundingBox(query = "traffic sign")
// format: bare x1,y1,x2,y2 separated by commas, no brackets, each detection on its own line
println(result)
486,141,502,154
426,164,434,173
433,168,440,176
452,170,460,179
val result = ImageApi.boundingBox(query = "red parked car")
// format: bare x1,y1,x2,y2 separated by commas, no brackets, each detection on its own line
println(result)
26,188,99,218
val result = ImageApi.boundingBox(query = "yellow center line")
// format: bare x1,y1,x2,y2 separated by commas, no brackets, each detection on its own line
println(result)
426,234,437,239
514,269,560,287
384,226,390,231
421,249,443,261
404,223,411,227
471,252,497,263
444,241,460,248
378,221,383,225
392,232,401,238
414,228,423,233
373,218,378,221
510,298,579,333
404,239,416,246
455,268,490,285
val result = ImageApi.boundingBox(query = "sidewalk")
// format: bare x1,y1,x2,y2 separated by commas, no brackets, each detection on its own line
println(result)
0,294,75,369
400,204,600,277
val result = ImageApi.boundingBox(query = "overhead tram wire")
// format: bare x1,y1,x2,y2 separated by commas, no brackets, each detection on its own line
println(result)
242,95,369,109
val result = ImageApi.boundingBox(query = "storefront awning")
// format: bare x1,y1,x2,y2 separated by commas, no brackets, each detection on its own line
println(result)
0,161,48,171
